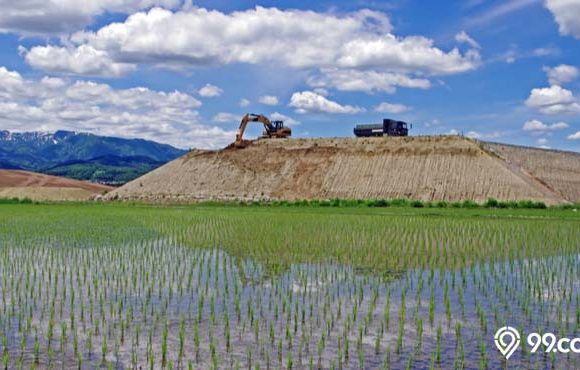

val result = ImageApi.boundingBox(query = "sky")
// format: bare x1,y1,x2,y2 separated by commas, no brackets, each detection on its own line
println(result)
0,0,579,151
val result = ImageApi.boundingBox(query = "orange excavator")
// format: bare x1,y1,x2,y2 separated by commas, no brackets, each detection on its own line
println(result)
234,113,291,148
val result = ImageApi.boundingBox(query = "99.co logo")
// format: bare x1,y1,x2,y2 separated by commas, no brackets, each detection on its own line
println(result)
494,327,580,360
527,332,580,354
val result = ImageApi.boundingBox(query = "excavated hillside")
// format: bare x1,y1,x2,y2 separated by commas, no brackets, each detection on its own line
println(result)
108,136,579,204
483,143,580,203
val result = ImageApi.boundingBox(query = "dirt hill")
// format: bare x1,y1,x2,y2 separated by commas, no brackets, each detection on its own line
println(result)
107,136,580,204
0,170,113,201
484,143,580,204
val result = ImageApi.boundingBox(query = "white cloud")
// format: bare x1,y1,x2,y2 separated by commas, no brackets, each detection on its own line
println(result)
466,130,502,139
543,64,579,86
466,0,540,27
522,119,569,131
334,36,480,74
374,102,410,114
0,66,235,149
307,68,430,94
23,6,480,80
505,51,517,64
258,95,279,106
21,45,135,77
537,137,548,145
198,83,223,97
550,122,568,129
425,119,441,127
567,131,580,140
447,129,459,135
455,31,481,49
533,47,560,57
525,85,580,114
239,98,250,107
545,0,580,39
0,0,180,35
212,112,241,123
289,91,363,114
270,112,300,126
312,88,328,96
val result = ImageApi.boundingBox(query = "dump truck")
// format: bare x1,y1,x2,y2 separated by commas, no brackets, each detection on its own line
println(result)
234,113,291,148
354,119,411,137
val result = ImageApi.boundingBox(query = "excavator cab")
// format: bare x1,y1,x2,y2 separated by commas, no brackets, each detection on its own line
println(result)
271,120,285,131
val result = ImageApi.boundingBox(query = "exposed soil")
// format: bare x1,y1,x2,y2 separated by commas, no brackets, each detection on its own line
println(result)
108,136,580,204
484,142,580,203
0,170,113,200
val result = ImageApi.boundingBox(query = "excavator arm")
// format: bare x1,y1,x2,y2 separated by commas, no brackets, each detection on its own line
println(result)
235,114,250,146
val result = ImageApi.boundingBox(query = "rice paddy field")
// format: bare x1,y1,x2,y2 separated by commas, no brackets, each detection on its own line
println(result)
0,203,578,369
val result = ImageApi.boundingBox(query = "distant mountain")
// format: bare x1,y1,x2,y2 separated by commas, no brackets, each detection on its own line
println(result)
0,130,187,184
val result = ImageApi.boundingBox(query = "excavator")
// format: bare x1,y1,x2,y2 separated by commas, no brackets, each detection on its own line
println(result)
234,113,291,148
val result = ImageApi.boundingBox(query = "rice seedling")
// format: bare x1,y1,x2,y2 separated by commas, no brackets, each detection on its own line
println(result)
0,203,577,369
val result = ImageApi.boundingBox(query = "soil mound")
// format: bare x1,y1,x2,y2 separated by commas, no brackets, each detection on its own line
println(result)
0,170,112,201
108,136,579,204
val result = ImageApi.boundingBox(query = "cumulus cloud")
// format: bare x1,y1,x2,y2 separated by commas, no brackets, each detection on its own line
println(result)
198,83,223,97
567,131,580,140
545,0,580,38
239,98,250,107
22,6,480,81
0,66,234,149
543,64,579,86
466,130,502,139
270,112,300,126
289,91,363,114
374,102,410,114
455,31,481,49
0,0,180,35
212,112,241,123
522,119,568,131
21,45,135,77
258,95,279,106
307,68,430,94
525,85,580,114
533,47,560,57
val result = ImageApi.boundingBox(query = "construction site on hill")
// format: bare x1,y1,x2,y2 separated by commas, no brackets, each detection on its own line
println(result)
107,135,580,205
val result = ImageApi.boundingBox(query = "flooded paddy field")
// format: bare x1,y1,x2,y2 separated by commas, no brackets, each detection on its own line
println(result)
0,204,578,369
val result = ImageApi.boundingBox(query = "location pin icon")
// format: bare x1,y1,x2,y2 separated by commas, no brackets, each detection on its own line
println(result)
494,327,521,360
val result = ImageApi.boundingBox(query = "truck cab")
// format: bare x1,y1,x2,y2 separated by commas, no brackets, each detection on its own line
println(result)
383,119,409,136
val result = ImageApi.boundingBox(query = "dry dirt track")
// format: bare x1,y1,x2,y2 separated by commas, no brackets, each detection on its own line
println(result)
108,136,580,204
0,170,112,201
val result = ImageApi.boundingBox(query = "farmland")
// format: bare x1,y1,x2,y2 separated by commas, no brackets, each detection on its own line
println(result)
0,170,112,201
0,203,578,369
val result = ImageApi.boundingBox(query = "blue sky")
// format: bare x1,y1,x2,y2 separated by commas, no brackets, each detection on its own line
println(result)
0,0,579,151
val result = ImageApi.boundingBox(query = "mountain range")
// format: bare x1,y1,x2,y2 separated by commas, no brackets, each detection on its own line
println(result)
0,130,187,185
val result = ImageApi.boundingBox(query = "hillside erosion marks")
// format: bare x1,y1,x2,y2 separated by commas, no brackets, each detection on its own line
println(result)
108,136,579,204
484,142,580,203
